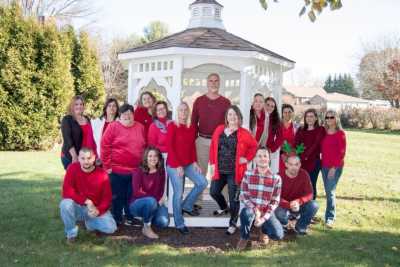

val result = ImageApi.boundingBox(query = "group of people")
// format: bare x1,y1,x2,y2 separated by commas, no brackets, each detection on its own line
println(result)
59,73,347,250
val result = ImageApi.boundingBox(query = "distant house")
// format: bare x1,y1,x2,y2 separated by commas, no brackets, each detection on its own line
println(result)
283,86,327,105
310,92,370,111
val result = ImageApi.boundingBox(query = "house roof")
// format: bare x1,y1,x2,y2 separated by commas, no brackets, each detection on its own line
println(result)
325,93,369,103
284,86,327,98
120,27,295,63
190,0,223,7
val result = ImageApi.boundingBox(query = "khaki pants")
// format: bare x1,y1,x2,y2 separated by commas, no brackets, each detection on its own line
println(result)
195,136,228,203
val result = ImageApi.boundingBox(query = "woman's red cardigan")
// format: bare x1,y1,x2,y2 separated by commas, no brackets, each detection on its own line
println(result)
209,125,258,185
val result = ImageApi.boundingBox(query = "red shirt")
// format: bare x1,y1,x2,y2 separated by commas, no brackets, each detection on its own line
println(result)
321,130,346,168
279,122,296,172
267,116,284,153
130,168,165,203
209,125,258,185
101,121,146,174
80,124,97,157
134,106,153,137
62,163,112,215
102,121,110,135
279,168,313,209
295,126,326,172
191,95,231,137
166,123,197,168
148,118,170,153
255,111,266,142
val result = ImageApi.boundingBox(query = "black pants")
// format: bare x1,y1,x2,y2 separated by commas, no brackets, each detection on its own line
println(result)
109,172,132,224
210,173,240,227
308,159,321,200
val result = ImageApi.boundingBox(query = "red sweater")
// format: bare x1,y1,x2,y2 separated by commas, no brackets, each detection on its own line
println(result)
321,130,346,168
191,95,231,137
134,106,153,137
62,163,112,215
80,124,98,158
209,125,258,185
295,126,326,172
148,119,169,153
130,168,165,203
267,116,284,153
166,123,197,168
279,168,313,209
255,111,266,142
101,121,146,174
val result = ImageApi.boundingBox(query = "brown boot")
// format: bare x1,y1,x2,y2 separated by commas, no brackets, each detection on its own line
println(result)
236,239,248,251
142,225,159,239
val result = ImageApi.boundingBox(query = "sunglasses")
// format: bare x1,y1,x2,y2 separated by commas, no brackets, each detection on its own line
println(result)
325,116,335,120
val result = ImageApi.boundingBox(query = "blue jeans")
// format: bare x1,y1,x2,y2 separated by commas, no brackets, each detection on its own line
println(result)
308,159,321,200
59,199,117,238
61,156,72,170
109,172,133,224
275,201,319,233
210,173,240,227
321,167,343,222
167,163,208,229
129,197,169,228
239,207,284,240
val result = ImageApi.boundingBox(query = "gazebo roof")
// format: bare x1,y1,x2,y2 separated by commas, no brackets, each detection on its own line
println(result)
190,0,223,7
121,27,295,63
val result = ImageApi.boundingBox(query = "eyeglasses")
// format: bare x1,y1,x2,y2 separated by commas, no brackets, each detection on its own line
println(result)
325,116,335,120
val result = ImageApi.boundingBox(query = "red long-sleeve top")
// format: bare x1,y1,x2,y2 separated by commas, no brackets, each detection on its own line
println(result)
130,168,165,203
80,124,98,158
321,130,346,168
101,121,146,174
266,117,284,153
62,163,112,215
166,123,197,168
134,106,153,137
295,126,326,172
147,118,169,153
209,125,258,185
279,168,313,209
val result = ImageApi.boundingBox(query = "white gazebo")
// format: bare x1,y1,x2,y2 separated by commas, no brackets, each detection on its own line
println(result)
118,0,295,227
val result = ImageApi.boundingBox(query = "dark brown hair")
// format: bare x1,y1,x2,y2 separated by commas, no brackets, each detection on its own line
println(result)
265,96,281,134
303,108,319,130
138,91,156,107
249,93,264,131
101,98,119,119
153,100,170,119
140,147,164,174
225,105,243,127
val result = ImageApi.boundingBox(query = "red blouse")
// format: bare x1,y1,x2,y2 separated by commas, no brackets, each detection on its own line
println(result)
255,111,266,142
134,106,153,137
80,123,97,158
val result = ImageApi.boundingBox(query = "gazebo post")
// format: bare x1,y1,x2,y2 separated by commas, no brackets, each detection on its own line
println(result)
239,68,252,130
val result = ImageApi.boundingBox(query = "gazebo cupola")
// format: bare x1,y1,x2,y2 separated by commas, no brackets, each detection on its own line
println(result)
188,0,225,30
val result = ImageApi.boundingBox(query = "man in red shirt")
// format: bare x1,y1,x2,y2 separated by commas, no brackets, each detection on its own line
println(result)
276,155,319,235
191,73,231,205
60,147,116,243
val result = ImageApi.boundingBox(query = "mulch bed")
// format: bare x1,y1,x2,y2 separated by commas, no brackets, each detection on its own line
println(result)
108,224,297,253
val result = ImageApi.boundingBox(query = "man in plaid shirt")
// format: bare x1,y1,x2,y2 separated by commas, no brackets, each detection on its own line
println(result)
237,147,284,250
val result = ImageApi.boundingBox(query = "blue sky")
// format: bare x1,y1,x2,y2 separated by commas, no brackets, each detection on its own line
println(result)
88,0,400,85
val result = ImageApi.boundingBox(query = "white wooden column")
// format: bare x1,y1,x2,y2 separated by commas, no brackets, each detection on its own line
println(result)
239,68,252,130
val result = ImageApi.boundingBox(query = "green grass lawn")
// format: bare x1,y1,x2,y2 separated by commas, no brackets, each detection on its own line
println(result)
0,129,399,266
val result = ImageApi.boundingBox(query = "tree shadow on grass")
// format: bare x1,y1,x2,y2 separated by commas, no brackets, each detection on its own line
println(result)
335,195,400,204
345,128,400,136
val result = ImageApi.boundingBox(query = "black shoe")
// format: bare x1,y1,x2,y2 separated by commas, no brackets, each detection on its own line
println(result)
193,204,202,210
213,208,229,216
178,226,189,235
182,209,200,216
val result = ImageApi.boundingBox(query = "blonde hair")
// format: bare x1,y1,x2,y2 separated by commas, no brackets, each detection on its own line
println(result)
175,101,191,127
324,110,343,131
67,95,85,117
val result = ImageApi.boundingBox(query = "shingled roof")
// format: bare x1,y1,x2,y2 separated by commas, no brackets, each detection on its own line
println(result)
121,27,295,63
190,0,223,7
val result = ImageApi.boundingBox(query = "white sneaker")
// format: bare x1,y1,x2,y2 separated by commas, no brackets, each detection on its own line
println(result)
226,226,236,235
325,220,334,229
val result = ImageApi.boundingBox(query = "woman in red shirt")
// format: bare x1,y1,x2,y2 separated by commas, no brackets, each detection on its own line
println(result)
148,101,172,154
295,108,326,200
134,91,156,136
279,104,299,172
209,105,258,235
321,110,346,228
249,93,269,146
166,102,208,235
129,147,169,239
265,97,283,174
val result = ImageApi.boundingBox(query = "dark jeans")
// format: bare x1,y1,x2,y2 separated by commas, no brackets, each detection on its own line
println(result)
210,173,240,227
308,159,321,200
61,156,72,170
239,207,284,240
109,172,133,224
275,200,319,233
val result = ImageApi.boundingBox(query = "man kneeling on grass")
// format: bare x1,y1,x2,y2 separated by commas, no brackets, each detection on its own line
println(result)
60,147,117,243
276,154,319,235
237,147,283,250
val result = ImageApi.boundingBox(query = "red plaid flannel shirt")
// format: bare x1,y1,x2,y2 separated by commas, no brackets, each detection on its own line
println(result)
240,169,281,220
